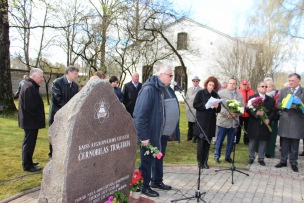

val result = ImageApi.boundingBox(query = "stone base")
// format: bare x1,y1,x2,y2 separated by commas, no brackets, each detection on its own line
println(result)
129,195,155,203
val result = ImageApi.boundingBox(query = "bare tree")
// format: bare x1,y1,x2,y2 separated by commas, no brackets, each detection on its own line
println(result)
0,0,17,113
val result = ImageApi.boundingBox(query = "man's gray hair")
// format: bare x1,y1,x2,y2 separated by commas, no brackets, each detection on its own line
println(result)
155,63,172,76
264,77,273,82
29,68,43,77
65,66,79,74
288,73,301,81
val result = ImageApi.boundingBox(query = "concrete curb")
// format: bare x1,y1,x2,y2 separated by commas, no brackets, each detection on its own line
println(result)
0,187,40,203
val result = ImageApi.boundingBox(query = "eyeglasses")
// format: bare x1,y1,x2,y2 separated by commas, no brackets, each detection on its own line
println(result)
192,80,199,82
260,86,268,88
164,73,173,78
242,84,248,85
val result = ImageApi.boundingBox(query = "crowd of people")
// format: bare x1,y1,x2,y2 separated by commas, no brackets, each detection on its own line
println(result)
16,66,304,198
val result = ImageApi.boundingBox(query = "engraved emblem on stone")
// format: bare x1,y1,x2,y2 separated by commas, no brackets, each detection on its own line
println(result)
94,99,110,122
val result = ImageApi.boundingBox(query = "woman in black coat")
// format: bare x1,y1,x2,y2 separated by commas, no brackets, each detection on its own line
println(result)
193,76,221,169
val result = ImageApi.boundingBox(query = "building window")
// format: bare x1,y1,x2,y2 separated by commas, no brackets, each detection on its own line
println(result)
174,66,186,90
177,32,188,50
142,65,153,83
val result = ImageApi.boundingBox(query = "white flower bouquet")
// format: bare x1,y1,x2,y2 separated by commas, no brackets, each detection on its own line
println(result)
226,100,244,114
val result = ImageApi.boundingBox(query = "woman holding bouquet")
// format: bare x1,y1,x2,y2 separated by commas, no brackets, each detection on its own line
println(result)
246,82,276,166
193,76,221,169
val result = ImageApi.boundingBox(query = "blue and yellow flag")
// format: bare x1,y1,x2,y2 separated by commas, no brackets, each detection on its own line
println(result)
281,94,304,113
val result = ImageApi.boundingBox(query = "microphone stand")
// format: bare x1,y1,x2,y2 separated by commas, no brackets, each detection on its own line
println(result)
171,86,207,203
215,95,249,184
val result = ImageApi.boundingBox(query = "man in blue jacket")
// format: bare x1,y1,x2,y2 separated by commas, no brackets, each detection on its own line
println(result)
133,64,180,197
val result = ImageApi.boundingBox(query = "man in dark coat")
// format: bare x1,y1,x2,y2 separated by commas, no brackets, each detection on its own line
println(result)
48,66,79,159
122,72,142,117
247,82,275,166
275,73,304,172
133,64,180,198
18,68,45,172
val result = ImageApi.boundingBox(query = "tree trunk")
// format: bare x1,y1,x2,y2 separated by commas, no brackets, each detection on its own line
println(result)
0,0,17,113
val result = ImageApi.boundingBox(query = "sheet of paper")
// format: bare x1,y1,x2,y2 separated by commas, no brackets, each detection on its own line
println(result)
205,96,222,109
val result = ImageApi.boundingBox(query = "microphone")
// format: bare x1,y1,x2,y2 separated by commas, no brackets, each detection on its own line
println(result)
212,90,221,99
173,81,184,92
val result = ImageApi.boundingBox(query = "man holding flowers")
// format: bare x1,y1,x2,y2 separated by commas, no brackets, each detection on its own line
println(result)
133,64,180,197
214,78,244,164
275,73,304,172
246,82,276,166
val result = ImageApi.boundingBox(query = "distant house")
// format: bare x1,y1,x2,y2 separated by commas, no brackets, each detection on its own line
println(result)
125,17,254,92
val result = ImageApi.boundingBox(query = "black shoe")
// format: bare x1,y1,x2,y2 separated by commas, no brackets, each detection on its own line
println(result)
33,162,39,166
23,166,42,172
192,139,197,143
215,158,220,164
299,151,304,156
186,138,192,141
265,155,271,158
151,182,172,190
275,162,287,168
291,165,299,172
141,187,159,197
248,159,254,164
203,163,209,169
225,157,233,163
258,160,266,166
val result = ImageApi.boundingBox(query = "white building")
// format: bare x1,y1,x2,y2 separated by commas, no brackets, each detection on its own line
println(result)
125,17,253,93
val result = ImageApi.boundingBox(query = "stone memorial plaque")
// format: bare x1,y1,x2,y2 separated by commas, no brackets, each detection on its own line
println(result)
38,79,136,203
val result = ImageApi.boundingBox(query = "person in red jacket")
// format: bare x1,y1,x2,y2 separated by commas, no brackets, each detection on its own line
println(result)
236,80,255,144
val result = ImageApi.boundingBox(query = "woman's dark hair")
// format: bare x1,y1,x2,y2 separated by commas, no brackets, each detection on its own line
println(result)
204,76,219,91
109,76,118,83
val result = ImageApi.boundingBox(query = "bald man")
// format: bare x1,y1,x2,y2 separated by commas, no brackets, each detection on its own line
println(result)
122,72,142,117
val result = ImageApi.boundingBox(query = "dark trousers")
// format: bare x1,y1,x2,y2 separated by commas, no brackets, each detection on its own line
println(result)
197,136,211,165
280,137,300,166
22,129,38,170
139,136,168,188
236,117,249,144
49,144,52,158
187,122,195,140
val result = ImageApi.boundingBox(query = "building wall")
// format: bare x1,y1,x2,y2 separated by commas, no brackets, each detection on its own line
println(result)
11,69,63,95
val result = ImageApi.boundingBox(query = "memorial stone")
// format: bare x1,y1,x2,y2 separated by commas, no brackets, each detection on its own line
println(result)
38,79,136,203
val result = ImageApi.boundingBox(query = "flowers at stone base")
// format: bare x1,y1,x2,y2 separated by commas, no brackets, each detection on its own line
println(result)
104,191,129,203
226,99,244,114
142,143,163,159
130,169,144,192
247,96,272,132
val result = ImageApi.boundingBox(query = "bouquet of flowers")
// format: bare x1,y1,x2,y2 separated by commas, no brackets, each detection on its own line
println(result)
247,96,272,132
280,94,304,113
142,144,163,159
226,100,244,114
130,169,143,192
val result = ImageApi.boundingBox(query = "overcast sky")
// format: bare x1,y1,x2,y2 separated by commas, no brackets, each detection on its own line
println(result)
174,0,254,36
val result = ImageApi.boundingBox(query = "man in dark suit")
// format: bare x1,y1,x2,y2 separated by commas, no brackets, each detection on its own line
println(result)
48,66,79,159
18,68,45,172
247,82,275,166
122,72,142,117
275,73,304,172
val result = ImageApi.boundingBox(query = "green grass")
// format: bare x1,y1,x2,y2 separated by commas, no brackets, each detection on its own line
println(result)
0,99,249,201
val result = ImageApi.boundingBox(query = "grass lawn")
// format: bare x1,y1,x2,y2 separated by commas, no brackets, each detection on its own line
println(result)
0,98,249,201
